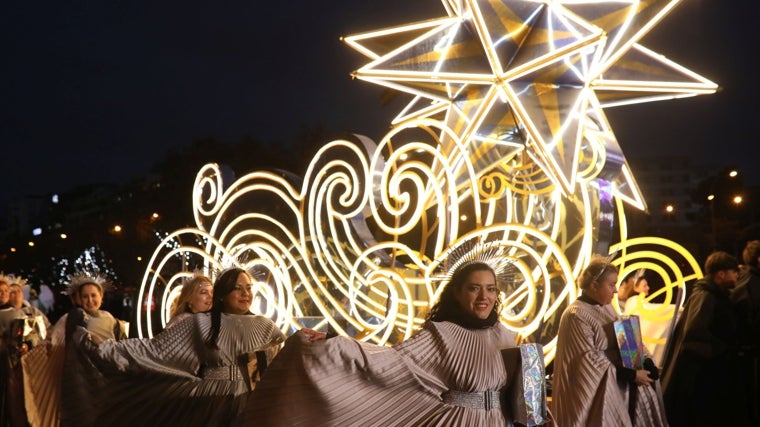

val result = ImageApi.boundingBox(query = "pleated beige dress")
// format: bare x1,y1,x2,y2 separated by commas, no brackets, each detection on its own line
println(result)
60,312,284,427
242,321,517,426
22,313,68,427
552,299,668,427
22,309,124,427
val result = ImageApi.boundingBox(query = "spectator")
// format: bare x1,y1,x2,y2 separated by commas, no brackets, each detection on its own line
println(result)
661,251,746,425
732,241,760,425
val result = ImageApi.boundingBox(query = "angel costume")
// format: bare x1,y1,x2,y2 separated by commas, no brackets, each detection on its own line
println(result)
61,312,284,427
22,312,70,427
242,320,517,426
552,296,668,427
165,311,192,329
79,308,127,342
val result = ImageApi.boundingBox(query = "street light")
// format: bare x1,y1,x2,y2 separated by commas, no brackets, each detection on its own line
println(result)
704,168,742,248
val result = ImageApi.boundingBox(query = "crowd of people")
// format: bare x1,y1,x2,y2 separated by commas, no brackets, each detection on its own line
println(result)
0,244,758,426
661,247,760,426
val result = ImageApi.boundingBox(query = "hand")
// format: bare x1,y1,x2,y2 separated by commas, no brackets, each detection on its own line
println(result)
643,357,659,380
634,369,654,387
17,342,29,356
301,328,327,342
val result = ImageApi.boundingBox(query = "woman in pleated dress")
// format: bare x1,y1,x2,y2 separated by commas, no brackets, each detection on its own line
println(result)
22,273,125,427
64,267,284,427
242,261,518,426
552,255,668,427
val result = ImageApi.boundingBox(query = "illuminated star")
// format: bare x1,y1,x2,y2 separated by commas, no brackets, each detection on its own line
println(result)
344,0,717,209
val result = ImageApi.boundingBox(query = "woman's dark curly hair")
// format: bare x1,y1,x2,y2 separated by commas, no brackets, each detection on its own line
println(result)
207,267,252,349
425,262,502,329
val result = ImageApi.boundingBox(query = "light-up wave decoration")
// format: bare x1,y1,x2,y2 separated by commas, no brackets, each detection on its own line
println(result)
137,0,715,363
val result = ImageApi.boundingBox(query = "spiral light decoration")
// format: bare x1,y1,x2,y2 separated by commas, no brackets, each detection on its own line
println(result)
137,0,715,363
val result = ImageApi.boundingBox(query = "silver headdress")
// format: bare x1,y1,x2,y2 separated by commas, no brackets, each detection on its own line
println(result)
589,251,620,284
632,267,646,282
182,268,212,286
3,274,28,288
212,258,268,284
207,249,266,283
435,239,517,286
66,271,112,296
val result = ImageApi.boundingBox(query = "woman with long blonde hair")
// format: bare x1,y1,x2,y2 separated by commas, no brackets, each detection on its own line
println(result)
167,272,213,328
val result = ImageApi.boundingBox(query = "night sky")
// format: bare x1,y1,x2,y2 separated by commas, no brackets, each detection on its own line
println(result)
1,0,755,206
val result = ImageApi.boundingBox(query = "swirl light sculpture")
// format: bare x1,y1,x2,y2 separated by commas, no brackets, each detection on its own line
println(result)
137,0,716,363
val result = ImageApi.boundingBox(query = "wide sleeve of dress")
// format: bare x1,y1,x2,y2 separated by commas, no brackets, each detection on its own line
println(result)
80,312,286,378
242,321,514,427
21,313,68,427
22,342,60,427
242,330,444,427
78,313,202,378
165,311,191,329
60,315,204,427
64,314,285,427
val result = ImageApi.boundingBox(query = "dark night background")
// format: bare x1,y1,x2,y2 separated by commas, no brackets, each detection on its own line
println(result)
1,1,441,205
0,0,756,204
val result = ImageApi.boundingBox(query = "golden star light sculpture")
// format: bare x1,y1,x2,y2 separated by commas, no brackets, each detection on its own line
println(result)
136,0,715,363
343,0,716,208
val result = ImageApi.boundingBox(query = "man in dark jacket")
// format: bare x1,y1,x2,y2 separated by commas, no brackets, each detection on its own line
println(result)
661,251,745,426
732,241,760,425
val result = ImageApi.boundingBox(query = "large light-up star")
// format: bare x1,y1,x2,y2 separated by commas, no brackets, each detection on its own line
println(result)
343,0,717,209
135,0,714,366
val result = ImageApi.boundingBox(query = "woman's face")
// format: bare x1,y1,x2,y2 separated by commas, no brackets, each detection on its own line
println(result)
222,272,253,315
633,278,649,296
80,283,103,312
454,270,498,320
0,282,9,305
189,282,213,313
8,285,23,308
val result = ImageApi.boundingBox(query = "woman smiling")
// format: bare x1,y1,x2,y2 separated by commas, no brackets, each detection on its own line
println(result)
65,267,284,427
